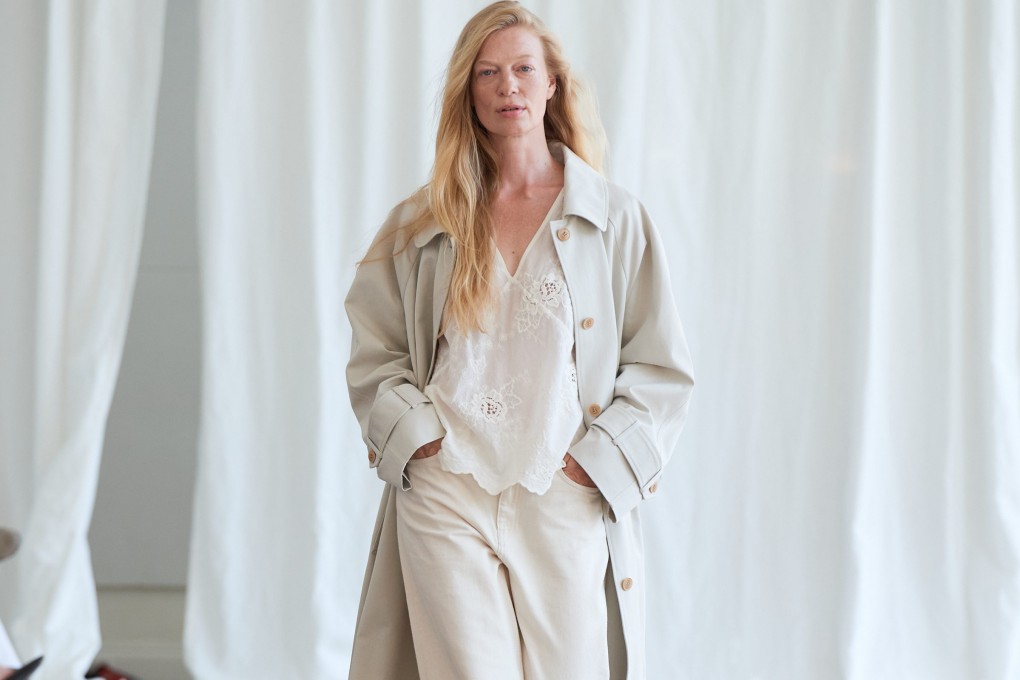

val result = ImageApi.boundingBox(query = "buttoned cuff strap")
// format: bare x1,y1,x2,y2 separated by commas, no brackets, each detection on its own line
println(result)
570,406,662,522
367,383,445,490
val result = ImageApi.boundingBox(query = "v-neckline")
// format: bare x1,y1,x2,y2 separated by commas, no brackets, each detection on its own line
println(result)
493,190,564,279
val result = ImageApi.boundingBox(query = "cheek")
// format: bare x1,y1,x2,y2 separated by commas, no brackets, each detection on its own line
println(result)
471,80,491,107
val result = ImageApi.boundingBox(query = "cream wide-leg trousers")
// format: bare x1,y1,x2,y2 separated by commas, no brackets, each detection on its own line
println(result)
395,453,611,680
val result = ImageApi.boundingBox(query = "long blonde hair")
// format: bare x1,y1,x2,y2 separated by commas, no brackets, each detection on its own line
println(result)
411,1,606,332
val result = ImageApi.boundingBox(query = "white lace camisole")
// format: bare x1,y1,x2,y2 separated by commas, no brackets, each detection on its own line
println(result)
424,192,586,495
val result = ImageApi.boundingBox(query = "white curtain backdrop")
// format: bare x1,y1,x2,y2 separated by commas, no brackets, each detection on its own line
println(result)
0,1,166,678
187,0,1020,678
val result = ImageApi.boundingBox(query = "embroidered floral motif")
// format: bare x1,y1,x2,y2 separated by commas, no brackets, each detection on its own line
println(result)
536,274,565,305
558,365,582,414
458,378,522,426
514,272,568,336
513,303,541,334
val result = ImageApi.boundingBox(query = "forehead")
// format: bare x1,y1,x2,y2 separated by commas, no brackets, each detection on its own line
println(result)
474,25,545,63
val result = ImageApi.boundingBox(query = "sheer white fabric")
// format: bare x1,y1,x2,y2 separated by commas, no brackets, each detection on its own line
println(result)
426,193,586,495
0,2,166,677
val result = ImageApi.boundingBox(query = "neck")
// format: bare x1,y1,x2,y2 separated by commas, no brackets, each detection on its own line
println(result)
491,134,561,194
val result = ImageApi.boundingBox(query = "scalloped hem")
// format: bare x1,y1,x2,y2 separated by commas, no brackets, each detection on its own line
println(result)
438,452,558,496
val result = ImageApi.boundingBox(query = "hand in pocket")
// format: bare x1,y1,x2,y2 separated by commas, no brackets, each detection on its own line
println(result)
411,437,443,460
562,453,598,488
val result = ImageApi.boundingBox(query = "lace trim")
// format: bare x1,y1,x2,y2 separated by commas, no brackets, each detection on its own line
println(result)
438,449,562,495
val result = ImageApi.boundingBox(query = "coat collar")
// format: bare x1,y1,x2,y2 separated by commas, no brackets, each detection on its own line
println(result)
412,141,608,248
551,141,608,230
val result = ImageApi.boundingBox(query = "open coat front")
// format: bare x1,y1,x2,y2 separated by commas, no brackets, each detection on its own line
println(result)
345,144,694,680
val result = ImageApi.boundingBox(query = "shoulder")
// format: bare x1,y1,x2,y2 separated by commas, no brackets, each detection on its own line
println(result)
365,190,436,261
384,190,432,250
605,181,645,224
603,181,653,255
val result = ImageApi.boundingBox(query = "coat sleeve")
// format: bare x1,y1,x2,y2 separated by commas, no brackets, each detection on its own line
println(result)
568,200,695,521
345,213,445,490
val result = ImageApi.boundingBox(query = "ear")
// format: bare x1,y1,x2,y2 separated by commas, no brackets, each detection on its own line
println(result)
547,75,556,100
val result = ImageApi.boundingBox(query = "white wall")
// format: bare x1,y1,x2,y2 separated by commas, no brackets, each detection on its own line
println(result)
89,0,198,587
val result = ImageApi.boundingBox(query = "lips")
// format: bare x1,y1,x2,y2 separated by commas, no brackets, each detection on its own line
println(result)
499,105,524,112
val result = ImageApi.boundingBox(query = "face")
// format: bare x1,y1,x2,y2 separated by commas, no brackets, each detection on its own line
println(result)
470,26,556,143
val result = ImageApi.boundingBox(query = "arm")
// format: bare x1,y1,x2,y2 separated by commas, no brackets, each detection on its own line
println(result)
568,202,695,520
345,212,446,490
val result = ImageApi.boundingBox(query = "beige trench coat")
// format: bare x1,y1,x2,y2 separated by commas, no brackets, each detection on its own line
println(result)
345,143,694,680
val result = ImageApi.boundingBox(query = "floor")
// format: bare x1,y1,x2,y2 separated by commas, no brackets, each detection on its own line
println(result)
96,587,188,679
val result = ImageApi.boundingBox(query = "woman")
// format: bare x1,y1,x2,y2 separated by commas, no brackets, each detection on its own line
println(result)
345,2,694,678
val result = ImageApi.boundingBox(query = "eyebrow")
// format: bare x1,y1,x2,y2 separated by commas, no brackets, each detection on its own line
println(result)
475,55,539,65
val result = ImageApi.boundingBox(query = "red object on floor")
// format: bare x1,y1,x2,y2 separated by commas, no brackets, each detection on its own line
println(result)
85,664,138,680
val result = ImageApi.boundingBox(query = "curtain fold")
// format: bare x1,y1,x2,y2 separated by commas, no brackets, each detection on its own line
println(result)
185,2,453,675
0,2,166,677
189,1,1018,678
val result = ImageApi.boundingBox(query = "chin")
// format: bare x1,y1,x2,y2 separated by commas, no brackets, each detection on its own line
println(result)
483,122,536,140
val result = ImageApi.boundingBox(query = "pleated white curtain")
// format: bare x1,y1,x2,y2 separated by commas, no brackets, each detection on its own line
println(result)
0,2,166,678
189,1,1019,678
185,3,458,676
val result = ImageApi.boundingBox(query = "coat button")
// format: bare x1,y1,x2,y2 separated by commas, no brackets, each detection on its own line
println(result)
649,482,658,494
556,228,571,241
368,450,376,464
581,317,595,330
588,404,602,417
621,577,634,591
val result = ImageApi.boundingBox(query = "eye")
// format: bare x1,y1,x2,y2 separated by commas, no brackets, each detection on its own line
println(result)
519,65,534,73
479,68,495,77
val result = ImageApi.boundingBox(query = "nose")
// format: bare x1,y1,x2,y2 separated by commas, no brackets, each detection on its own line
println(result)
497,72,518,96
